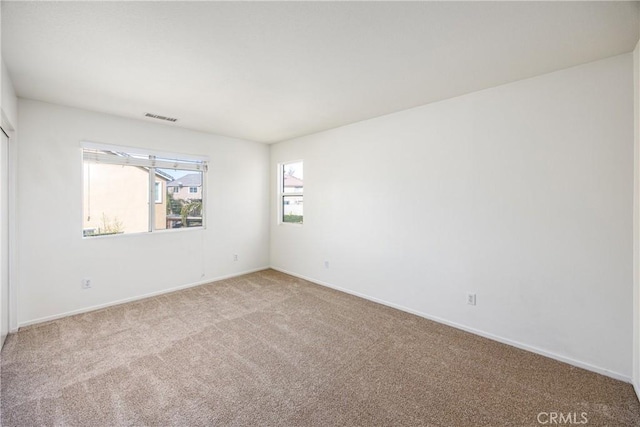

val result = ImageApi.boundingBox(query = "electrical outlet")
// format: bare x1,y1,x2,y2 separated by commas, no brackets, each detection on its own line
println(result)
467,293,476,306
233,254,238,262
324,260,329,268
81,278,92,289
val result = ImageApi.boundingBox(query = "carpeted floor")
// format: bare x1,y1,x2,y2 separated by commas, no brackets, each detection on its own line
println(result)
1,269,639,426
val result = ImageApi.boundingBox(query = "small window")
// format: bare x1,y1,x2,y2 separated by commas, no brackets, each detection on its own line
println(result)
83,143,207,236
154,182,163,204
279,160,303,224
189,187,198,193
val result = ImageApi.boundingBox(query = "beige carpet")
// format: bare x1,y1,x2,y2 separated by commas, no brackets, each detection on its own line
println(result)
1,269,639,426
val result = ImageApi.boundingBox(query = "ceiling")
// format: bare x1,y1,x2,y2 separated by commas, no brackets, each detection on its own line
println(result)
2,1,639,144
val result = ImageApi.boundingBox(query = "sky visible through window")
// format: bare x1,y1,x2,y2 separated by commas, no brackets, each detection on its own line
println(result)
285,162,303,180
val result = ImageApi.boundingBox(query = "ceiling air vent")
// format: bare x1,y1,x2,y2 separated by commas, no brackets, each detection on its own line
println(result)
144,113,178,122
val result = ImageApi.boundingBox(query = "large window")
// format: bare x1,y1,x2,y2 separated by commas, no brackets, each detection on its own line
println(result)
279,160,303,224
82,143,207,237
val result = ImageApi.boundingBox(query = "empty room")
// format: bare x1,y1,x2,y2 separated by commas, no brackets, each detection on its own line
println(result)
2,1,640,426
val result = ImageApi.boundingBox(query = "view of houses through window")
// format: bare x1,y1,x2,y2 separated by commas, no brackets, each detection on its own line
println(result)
82,146,206,237
281,160,303,224
161,169,204,231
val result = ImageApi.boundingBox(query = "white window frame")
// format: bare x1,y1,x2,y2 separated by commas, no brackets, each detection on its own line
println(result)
278,160,303,226
189,186,198,193
82,141,208,237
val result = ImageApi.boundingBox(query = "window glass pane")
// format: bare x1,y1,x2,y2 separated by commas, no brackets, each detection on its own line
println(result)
83,162,149,236
283,161,303,194
282,195,303,224
159,169,203,229
154,182,162,203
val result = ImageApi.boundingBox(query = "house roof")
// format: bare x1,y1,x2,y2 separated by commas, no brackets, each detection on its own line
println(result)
154,169,174,181
284,174,303,188
167,173,202,188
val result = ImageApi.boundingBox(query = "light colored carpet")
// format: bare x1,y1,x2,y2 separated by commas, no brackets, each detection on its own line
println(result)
1,269,639,426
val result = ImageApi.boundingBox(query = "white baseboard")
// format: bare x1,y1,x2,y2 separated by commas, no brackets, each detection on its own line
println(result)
270,266,632,384
18,266,270,329
634,381,640,402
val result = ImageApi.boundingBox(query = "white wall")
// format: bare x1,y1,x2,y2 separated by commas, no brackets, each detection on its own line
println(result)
271,54,634,380
17,99,270,325
1,60,17,130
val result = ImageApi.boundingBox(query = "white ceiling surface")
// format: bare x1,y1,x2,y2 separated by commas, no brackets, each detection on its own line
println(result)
2,2,639,144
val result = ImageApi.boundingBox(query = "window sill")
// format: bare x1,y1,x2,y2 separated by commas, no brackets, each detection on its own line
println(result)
82,226,206,240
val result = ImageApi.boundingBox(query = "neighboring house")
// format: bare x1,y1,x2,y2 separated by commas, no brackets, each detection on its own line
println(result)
284,174,303,191
283,174,303,216
167,173,203,200
83,160,171,235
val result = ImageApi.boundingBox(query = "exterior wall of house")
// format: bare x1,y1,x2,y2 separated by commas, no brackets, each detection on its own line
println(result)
170,185,201,201
82,163,167,233
155,180,167,230
82,164,168,234
83,163,150,234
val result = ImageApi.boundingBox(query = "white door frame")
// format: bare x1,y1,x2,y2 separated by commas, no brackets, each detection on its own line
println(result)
0,125,9,347
1,109,18,335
